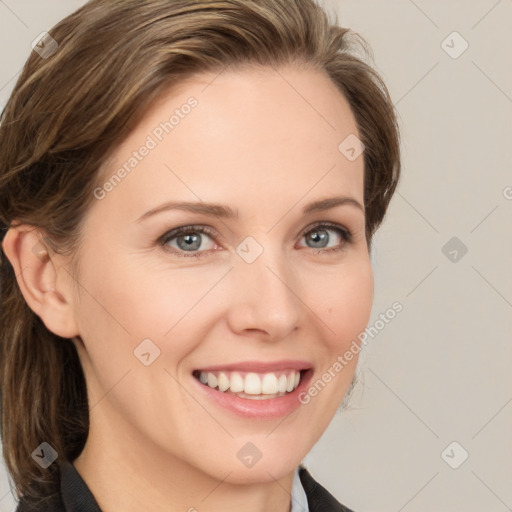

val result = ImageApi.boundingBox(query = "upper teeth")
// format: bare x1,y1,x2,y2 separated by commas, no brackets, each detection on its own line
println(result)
197,370,301,395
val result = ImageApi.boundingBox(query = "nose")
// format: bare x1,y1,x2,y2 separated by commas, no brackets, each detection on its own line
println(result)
226,243,301,341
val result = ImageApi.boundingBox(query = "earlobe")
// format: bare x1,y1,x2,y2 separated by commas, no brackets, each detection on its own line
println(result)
2,225,80,339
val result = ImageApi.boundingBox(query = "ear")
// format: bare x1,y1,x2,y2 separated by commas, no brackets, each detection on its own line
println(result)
2,224,80,338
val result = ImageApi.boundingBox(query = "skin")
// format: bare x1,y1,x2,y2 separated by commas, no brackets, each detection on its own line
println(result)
3,65,373,512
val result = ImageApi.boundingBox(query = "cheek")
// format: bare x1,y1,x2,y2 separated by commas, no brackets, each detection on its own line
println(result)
318,259,374,348
73,251,222,368
76,252,190,332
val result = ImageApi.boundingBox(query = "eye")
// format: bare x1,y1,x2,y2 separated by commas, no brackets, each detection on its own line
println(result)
158,225,218,258
298,222,352,254
158,222,353,258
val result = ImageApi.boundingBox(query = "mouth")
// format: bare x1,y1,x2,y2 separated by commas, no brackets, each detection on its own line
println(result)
192,367,312,400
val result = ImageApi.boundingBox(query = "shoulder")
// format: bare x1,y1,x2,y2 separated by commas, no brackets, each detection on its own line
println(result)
298,465,356,512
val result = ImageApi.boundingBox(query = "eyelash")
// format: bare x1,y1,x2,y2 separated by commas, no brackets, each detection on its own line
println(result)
158,222,353,258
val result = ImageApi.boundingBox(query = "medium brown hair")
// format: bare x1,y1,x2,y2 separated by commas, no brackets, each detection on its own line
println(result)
0,0,400,506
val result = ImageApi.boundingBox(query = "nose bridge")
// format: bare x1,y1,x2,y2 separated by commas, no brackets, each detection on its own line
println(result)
228,238,301,337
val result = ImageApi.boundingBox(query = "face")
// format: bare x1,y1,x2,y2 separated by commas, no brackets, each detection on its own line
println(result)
67,65,373,482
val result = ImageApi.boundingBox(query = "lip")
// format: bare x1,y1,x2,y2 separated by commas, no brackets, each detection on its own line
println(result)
192,368,314,419
194,360,313,373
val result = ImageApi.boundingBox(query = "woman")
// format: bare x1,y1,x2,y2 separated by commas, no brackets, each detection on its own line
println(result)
0,0,401,510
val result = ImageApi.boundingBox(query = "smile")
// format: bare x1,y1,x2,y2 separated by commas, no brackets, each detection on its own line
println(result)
192,369,303,399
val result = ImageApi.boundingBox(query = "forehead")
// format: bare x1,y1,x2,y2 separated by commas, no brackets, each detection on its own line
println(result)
93,65,364,221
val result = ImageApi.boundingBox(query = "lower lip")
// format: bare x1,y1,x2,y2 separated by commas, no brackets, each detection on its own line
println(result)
192,370,314,419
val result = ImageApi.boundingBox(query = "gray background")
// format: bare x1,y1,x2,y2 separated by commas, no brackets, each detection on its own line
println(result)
1,1,511,511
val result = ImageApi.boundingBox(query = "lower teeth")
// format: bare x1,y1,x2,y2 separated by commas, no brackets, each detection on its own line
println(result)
231,391,288,400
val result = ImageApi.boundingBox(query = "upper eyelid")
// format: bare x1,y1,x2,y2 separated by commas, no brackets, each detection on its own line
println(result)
299,221,351,236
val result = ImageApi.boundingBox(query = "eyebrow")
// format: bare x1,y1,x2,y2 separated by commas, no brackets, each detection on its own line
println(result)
136,195,364,222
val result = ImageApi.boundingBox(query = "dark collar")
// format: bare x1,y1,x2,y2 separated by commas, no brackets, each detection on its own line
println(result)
298,464,355,512
15,461,101,512
17,460,355,512
61,460,102,512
